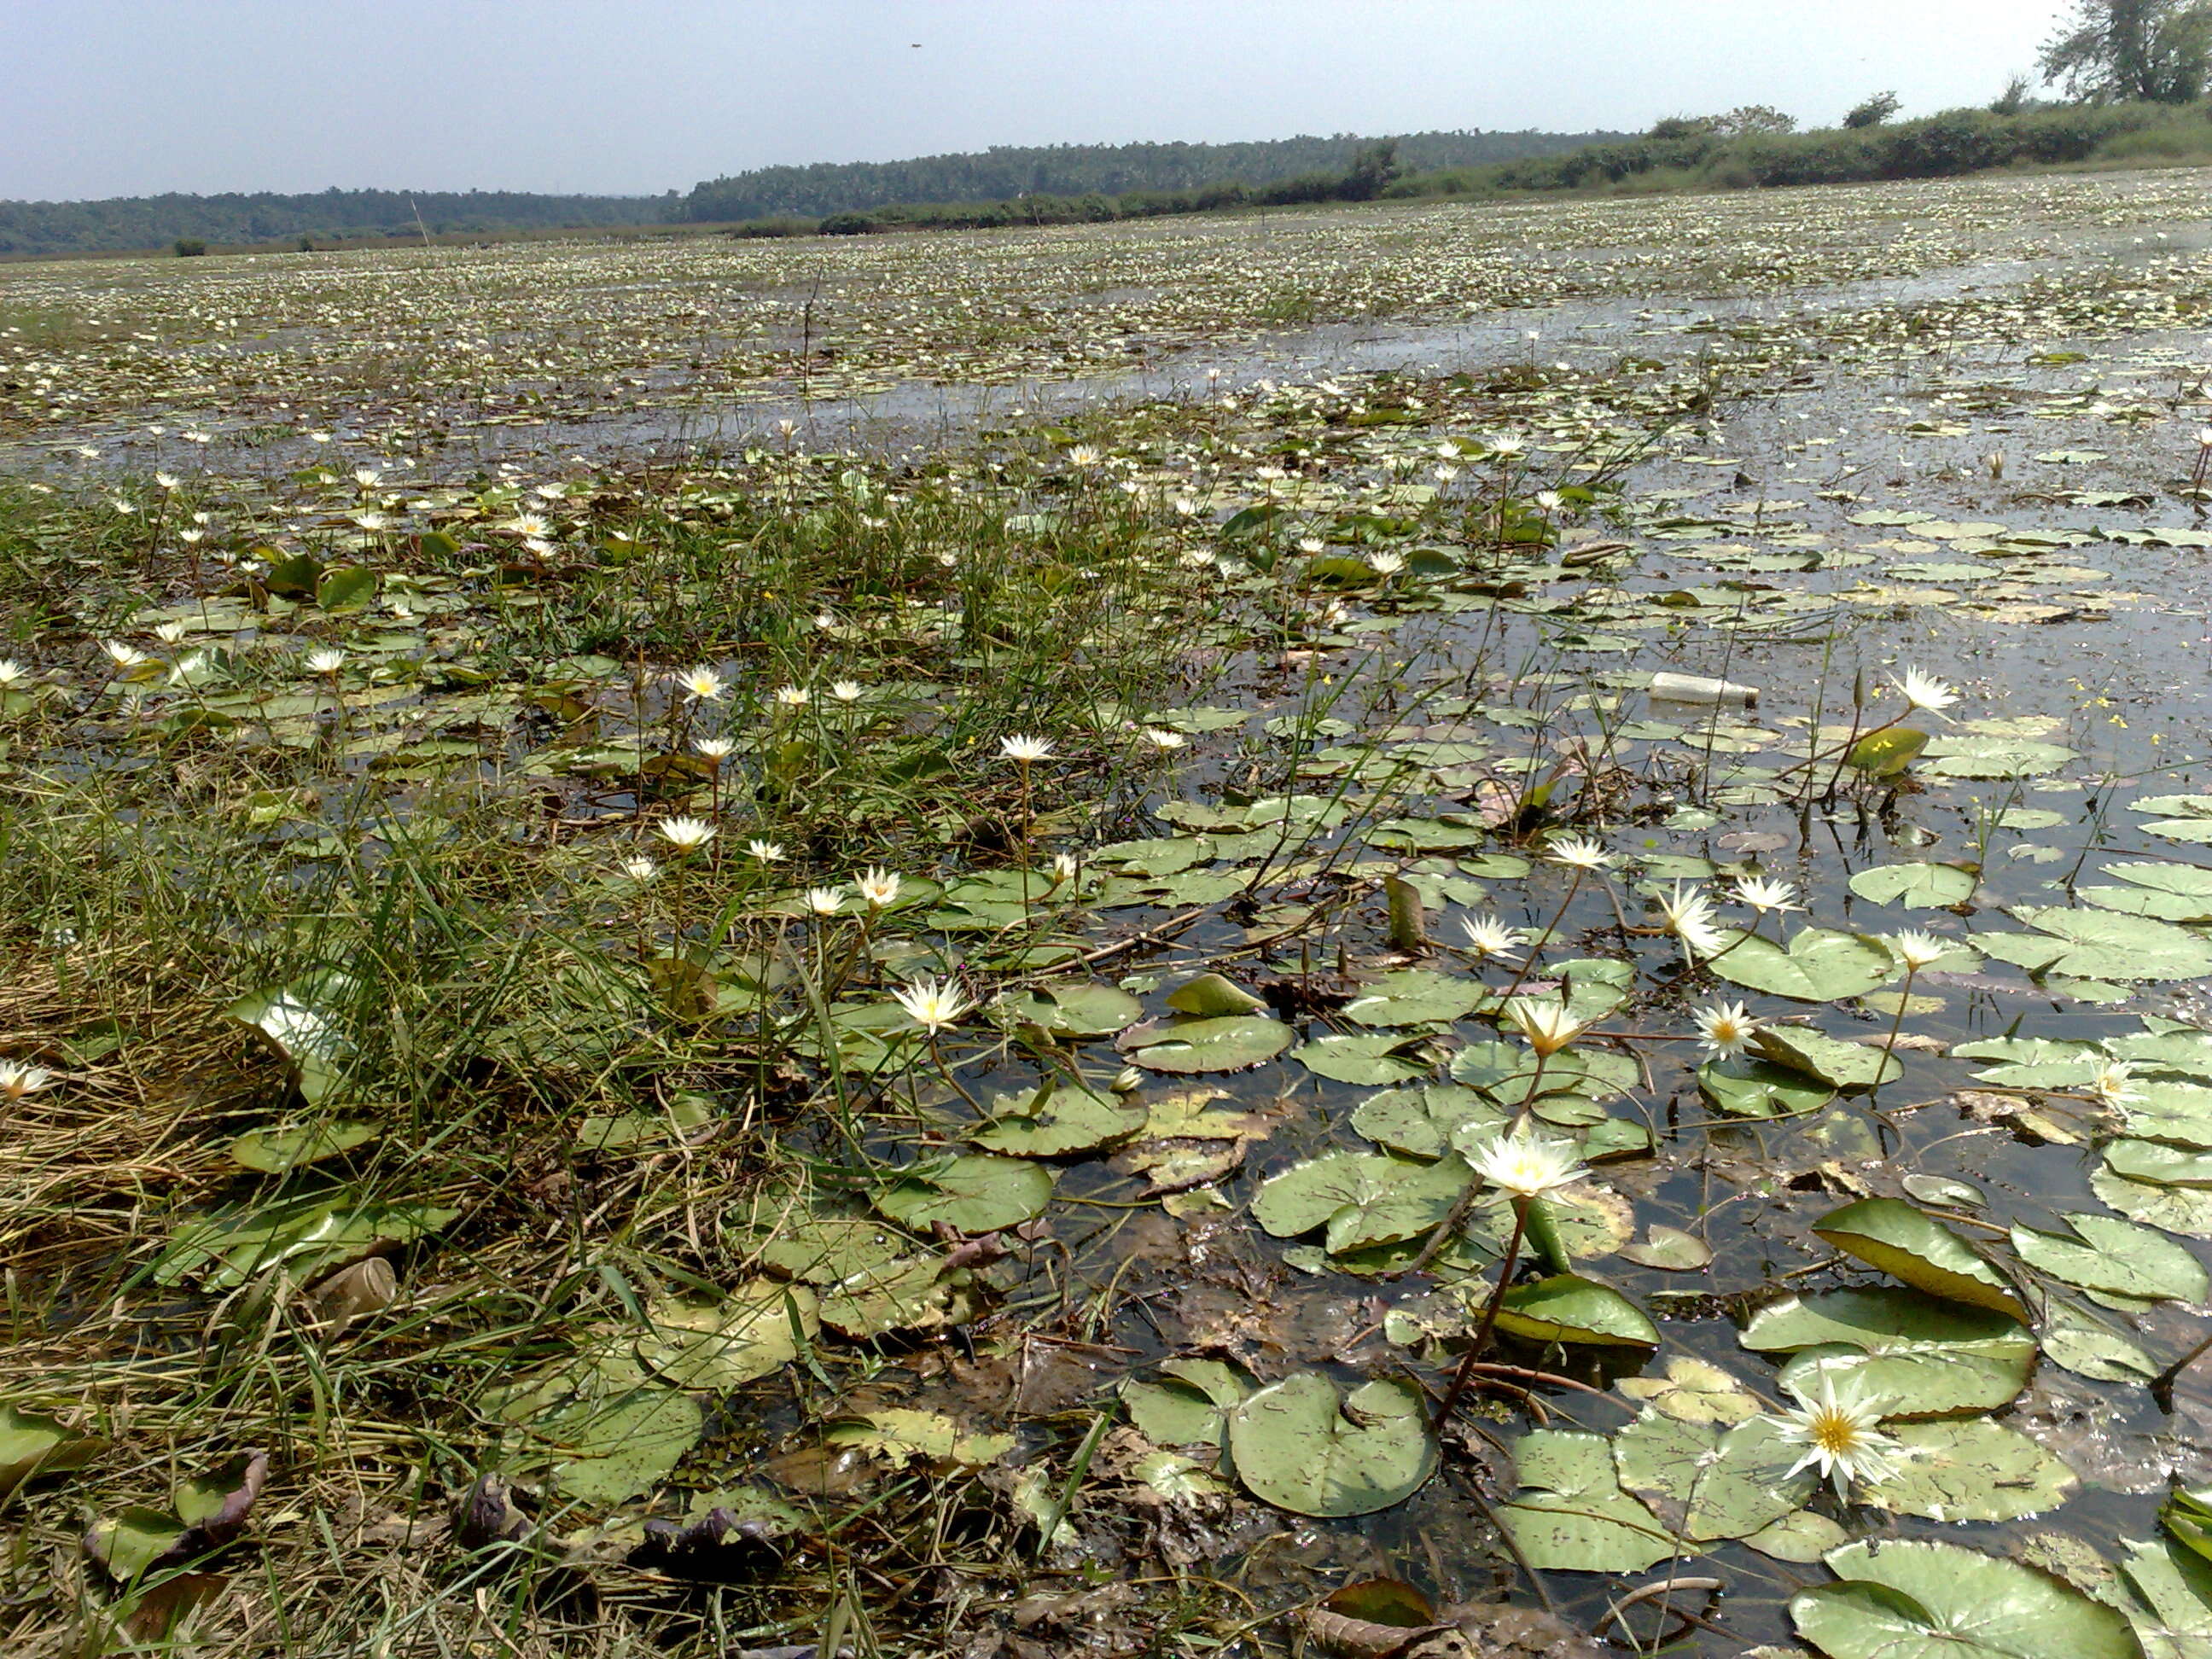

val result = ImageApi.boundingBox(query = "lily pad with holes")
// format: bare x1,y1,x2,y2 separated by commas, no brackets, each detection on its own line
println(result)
1864,1419,2077,1522
1498,1429,1676,1574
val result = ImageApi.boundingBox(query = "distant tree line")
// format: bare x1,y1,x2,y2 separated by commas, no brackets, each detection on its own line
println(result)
679,130,1628,222
0,188,676,258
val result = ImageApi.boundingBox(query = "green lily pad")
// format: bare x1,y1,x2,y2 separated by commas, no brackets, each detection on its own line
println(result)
0,1406,108,1497
1222,1374,1435,1517
1163,972,1266,1016
1752,1026,1903,1091
1710,927,1897,1002
970,1083,1146,1156
1864,1419,2077,1522
1794,1538,2142,1659
1615,1410,1814,1541
1001,981,1146,1038
154,1192,456,1290
873,1154,1053,1233
1493,1274,1658,1347
1292,1030,1437,1085
228,1120,379,1173
1121,1359,1251,1445
1849,863,1978,910
1342,969,1484,1027
1976,908,2212,984
1122,1016,1294,1073
2011,1214,2209,1303
1700,1057,1836,1118
1498,1429,1675,1574
1252,1150,1473,1254
1813,1200,2028,1320
1743,1289,2033,1416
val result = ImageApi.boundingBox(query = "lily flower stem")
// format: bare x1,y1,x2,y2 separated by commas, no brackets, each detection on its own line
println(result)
1435,1195,1532,1433
926,1030,990,1117
1499,869,1586,1003
1875,964,1918,1081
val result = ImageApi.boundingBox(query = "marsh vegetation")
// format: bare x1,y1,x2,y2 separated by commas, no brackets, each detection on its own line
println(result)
8,166,2212,1658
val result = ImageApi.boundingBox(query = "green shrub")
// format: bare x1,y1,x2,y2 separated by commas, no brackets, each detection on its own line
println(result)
172,237,207,257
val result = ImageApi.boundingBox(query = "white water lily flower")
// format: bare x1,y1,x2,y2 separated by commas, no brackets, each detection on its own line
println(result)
102,641,152,671
1732,876,1803,916
655,816,717,853
305,648,346,674
257,994,345,1061
1141,728,1186,750
1369,550,1406,575
1893,667,1959,715
0,660,30,688
1050,852,1080,884
0,1060,55,1100
676,666,727,702
2090,1059,2140,1108
854,867,901,908
830,679,864,702
1694,999,1759,1059
747,840,785,863
1458,914,1528,962
621,856,660,882
805,887,844,916
1000,734,1055,764
893,976,972,1033
772,684,810,707
1544,836,1613,873
1892,929,1947,971
1502,996,1590,1057
1470,1128,1586,1199
1657,882,1727,957
694,736,736,760
1767,1379,1903,1497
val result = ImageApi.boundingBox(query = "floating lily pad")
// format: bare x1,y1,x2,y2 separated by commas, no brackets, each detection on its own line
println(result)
1493,1274,1658,1347
1710,928,1896,1002
1743,1288,2033,1416
1121,1015,1293,1073
1498,1429,1674,1574
1700,1057,1836,1119
970,1083,1146,1157
1849,862,1977,910
873,1154,1053,1233
1864,1419,2077,1522
1795,1538,2141,1659
1813,1200,2027,1320
1614,1410,1814,1541
1223,1374,1435,1517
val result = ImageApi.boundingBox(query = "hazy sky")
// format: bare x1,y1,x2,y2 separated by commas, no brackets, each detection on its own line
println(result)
9,0,2076,201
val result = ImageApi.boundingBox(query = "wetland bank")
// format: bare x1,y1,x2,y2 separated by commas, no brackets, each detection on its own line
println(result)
11,168,2212,1657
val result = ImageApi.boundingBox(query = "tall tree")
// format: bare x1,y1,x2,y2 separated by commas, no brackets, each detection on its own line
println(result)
2040,0,2212,102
